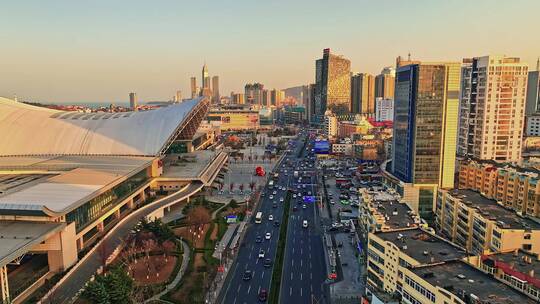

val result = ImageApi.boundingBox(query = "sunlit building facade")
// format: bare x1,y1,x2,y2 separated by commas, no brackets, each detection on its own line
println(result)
351,72,375,115
315,48,351,118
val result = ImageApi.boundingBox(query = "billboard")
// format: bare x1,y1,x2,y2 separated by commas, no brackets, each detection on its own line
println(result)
314,140,330,154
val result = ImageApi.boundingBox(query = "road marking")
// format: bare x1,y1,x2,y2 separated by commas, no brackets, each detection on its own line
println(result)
247,284,251,294
261,271,264,279
311,285,313,293
300,273,303,281
310,262,312,269
300,260,303,267
233,297,237,304
290,287,292,296
300,287,303,297
292,259,294,266
291,272,293,280
237,285,241,292
301,248,303,255
310,272,313,280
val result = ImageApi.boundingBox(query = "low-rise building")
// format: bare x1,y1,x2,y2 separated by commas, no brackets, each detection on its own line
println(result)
436,189,540,255
470,249,540,302
403,260,535,304
375,98,393,122
366,228,467,295
527,114,540,137
458,159,540,218
332,143,353,155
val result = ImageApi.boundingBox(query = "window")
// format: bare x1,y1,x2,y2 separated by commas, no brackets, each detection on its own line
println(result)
369,239,386,254
405,275,436,302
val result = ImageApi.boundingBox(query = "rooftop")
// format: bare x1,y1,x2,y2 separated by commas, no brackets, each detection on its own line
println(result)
412,261,535,304
448,189,540,230
0,96,208,157
0,156,154,216
0,221,65,267
484,250,540,284
375,228,467,264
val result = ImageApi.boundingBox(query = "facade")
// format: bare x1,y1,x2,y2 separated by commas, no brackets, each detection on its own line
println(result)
375,67,395,100
305,84,316,123
331,143,352,155
202,63,210,89
282,106,305,124
351,73,375,115
526,114,540,136
436,189,540,255
457,159,540,218
375,98,393,122
174,90,182,103
129,92,138,111
315,48,351,118
207,108,260,131
390,62,461,219
395,55,420,69
525,60,540,115
457,55,528,162
212,75,220,104
190,77,197,98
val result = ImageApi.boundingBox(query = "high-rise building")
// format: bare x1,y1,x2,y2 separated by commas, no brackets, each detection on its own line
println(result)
391,62,461,218
525,58,540,115
129,92,138,111
315,48,351,118
202,63,210,89
375,66,395,99
303,84,315,123
395,54,420,69
190,77,197,98
245,83,264,106
262,89,270,106
375,98,393,122
212,76,220,104
232,93,245,104
350,73,375,114
174,90,182,103
457,55,528,162
324,110,338,138
269,89,284,107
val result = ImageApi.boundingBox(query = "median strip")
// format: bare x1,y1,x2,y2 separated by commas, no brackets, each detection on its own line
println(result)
268,191,291,304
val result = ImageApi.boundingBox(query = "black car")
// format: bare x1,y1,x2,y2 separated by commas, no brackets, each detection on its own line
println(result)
263,258,272,267
292,206,298,211
272,203,277,208
243,270,252,281
256,236,262,243
273,220,280,227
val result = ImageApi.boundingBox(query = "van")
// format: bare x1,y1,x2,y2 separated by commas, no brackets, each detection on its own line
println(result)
302,220,308,228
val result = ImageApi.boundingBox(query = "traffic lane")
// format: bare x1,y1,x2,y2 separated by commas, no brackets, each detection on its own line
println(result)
221,195,285,302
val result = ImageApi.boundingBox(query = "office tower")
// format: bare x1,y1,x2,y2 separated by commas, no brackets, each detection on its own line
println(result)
315,48,351,118
395,54,420,69
375,67,395,99
174,90,182,103
391,62,461,217
129,92,138,111
526,58,540,115
350,73,375,114
212,76,220,104
245,83,264,106
375,98,393,122
303,84,315,123
190,77,197,98
202,63,210,89
269,89,284,107
262,89,270,106
457,55,528,162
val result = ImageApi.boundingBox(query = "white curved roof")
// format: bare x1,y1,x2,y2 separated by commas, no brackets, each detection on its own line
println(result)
0,97,206,157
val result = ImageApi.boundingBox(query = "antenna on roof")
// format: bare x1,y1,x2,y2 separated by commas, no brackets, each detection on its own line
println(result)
536,57,539,71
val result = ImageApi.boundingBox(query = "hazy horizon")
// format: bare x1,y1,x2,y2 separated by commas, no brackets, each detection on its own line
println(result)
1,0,539,104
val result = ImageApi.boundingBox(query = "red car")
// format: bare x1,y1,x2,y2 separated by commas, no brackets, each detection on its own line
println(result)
258,289,268,301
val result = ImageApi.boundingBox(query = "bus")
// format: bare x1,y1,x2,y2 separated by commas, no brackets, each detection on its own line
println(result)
255,212,263,224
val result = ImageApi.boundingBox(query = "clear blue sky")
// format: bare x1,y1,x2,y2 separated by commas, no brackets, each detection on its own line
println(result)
1,0,539,103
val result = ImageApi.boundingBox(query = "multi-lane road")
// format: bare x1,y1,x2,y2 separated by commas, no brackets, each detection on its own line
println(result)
220,130,328,304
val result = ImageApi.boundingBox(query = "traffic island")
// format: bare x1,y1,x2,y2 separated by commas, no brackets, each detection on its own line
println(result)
268,191,291,303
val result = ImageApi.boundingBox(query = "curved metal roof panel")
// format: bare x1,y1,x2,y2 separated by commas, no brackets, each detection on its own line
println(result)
0,97,205,157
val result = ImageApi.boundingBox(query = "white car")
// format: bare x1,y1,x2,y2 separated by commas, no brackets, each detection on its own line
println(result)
293,194,297,198
273,191,277,195
258,250,265,258
330,200,336,205
303,220,309,228
269,195,274,200
268,215,274,221
280,197,284,202
265,232,271,240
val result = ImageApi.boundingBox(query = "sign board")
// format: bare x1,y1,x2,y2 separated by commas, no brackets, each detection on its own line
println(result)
226,215,238,224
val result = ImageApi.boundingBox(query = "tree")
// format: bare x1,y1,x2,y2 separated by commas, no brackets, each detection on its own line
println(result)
187,206,211,226
82,280,110,304
229,182,235,193
102,266,134,304
249,182,256,193
229,199,238,209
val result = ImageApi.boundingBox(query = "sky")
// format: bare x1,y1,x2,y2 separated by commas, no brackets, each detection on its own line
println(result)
1,0,539,104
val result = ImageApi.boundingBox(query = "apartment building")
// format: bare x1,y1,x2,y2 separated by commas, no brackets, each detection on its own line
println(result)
436,189,540,255
458,159,540,218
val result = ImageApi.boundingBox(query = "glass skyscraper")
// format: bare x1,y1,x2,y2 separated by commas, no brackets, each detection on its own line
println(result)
314,48,351,118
